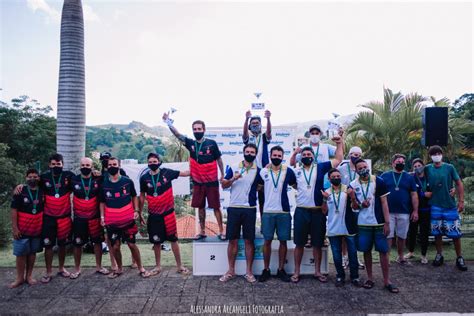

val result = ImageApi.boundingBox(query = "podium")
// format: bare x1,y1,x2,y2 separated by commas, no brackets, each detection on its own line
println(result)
193,237,328,276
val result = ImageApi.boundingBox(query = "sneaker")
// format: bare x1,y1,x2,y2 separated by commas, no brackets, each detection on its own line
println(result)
276,269,291,282
420,256,428,264
351,278,362,287
342,256,349,269
404,252,414,260
358,259,365,270
396,257,412,266
456,256,468,271
258,269,271,282
432,253,444,267
335,277,345,287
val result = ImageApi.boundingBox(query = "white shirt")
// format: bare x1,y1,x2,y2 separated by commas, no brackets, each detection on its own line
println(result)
296,142,336,164
338,161,358,186
226,162,259,207
260,165,292,213
325,185,351,236
246,133,269,169
294,164,318,207
350,176,386,226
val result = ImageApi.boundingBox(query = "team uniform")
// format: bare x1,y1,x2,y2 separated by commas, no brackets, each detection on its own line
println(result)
296,143,335,189
140,168,181,244
100,176,138,244
71,175,104,247
224,162,264,240
381,171,417,239
183,137,222,209
260,165,296,241
338,161,358,186
324,184,358,280
293,161,332,247
425,163,462,239
40,170,74,247
11,187,44,256
407,173,431,256
349,175,390,253
243,133,271,169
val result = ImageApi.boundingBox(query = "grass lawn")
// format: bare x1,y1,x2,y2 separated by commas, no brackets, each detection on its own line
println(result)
0,238,472,268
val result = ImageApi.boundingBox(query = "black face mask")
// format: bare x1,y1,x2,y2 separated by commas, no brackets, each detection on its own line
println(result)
330,178,342,186
271,158,282,166
27,179,39,187
80,167,92,176
357,168,370,178
101,160,108,168
51,166,63,175
193,132,204,140
148,163,161,171
244,154,256,163
301,157,314,166
350,156,359,164
108,166,119,176
395,163,405,172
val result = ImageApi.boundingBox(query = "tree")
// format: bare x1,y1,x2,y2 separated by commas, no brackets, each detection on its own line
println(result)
56,0,86,171
162,138,189,162
0,144,23,205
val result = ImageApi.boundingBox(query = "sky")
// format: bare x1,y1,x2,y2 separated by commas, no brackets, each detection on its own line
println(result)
1,0,472,134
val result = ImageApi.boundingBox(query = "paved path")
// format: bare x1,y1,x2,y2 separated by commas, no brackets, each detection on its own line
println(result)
0,262,473,315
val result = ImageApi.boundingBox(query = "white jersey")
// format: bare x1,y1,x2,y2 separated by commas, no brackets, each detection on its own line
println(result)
260,165,296,213
296,142,336,164
225,162,261,207
325,185,352,236
338,161,358,186
349,176,389,226
295,165,318,207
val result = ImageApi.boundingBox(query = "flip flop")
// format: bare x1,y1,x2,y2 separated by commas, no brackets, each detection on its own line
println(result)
217,234,226,241
313,275,328,283
385,283,399,293
107,271,123,279
57,271,70,278
95,267,110,275
244,274,257,283
40,275,52,284
290,275,300,283
219,272,235,282
177,267,190,275
363,280,375,289
69,271,81,279
149,267,162,276
139,270,151,278
194,234,207,240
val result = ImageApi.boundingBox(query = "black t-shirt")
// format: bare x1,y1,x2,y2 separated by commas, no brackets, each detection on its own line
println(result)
184,137,221,185
11,186,44,237
140,168,180,215
100,176,137,208
40,170,75,217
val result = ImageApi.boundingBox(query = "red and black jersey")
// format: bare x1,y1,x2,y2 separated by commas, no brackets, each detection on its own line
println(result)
41,170,74,218
100,176,137,229
140,168,180,215
71,174,101,220
11,186,44,237
184,137,221,186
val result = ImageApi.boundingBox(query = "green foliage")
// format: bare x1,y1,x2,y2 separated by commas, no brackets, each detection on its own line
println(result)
0,144,23,206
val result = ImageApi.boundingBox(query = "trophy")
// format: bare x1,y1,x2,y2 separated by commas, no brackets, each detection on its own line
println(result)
164,107,177,126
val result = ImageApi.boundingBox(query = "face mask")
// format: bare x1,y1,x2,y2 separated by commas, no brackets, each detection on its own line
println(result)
350,156,359,164
330,178,341,186
244,154,256,163
250,125,261,134
357,168,370,178
415,166,425,174
301,157,314,166
193,132,204,140
51,166,63,175
271,158,282,166
148,163,160,171
431,155,442,163
108,166,119,176
310,135,320,144
27,179,39,187
395,163,405,172
80,167,92,176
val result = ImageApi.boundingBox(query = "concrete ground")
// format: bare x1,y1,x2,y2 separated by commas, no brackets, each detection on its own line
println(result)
0,261,473,315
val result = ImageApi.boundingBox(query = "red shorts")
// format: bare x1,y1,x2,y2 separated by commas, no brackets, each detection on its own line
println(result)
191,184,220,209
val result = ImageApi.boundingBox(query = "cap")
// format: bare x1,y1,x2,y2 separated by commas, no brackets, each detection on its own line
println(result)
309,124,322,133
349,146,362,155
100,151,111,160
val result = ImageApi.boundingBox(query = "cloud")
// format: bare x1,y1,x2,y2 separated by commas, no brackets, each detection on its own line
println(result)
26,0,60,23
83,4,100,22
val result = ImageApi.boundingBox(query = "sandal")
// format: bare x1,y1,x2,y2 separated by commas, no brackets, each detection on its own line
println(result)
385,283,399,293
194,234,207,241
290,274,300,283
217,234,226,241
313,275,328,283
95,267,110,275
244,274,257,283
69,271,81,279
219,272,235,282
177,267,190,275
107,271,123,279
40,275,52,284
363,280,375,289
149,267,162,276
139,270,151,278
57,270,70,278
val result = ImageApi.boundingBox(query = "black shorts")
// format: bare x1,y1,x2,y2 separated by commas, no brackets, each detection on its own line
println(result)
226,207,257,241
73,217,104,247
106,224,138,244
147,212,178,244
293,207,326,248
42,215,72,247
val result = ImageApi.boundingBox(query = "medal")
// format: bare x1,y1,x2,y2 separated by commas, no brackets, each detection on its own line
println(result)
332,186,342,213
273,187,279,193
27,187,39,214
395,188,399,191
194,140,205,163
54,193,60,198
81,176,92,201
32,209,37,214
270,165,282,193
392,171,404,192
85,197,89,201
307,185,311,190
51,172,63,199
153,193,158,197
150,170,161,197
302,164,315,190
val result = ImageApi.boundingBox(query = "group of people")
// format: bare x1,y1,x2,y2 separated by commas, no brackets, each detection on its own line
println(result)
9,110,467,294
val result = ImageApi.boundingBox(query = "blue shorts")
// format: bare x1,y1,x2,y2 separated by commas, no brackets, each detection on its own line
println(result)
430,206,462,238
226,207,257,240
293,207,326,247
13,237,42,256
357,225,389,253
261,213,291,241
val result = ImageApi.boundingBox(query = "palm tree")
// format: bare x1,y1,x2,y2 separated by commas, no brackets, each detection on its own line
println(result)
163,138,189,162
56,0,85,171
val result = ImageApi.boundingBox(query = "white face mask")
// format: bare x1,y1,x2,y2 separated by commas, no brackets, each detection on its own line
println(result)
431,155,443,163
310,135,320,144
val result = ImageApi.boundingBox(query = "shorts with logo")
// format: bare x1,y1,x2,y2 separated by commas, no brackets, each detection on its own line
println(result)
147,212,178,244
293,207,326,247
13,237,42,256
107,223,138,244
261,212,291,241
42,215,72,247
72,217,104,247
357,225,389,253
226,207,257,240
431,206,462,238
191,184,221,209
388,213,410,239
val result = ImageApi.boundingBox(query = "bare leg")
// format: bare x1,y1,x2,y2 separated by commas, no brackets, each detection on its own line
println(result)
397,238,405,260
227,240,238,275
112,240,123,272
73,246,82,273
171,241,184,270
453,238,462,257
106,237,118,270
9,256,26,288
313,246,323,276
214,209,224,235
127,243,144,272
364,251,373,281
153,244,161,270
278,241,287,270
93,243,103,270
26,254,37,285
58,245,69,274
198,208,206,235
435,235,443,254
293,246,304,277
263,240,272,270
244,239,255,276
44,247,54,276
380,252,391,286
